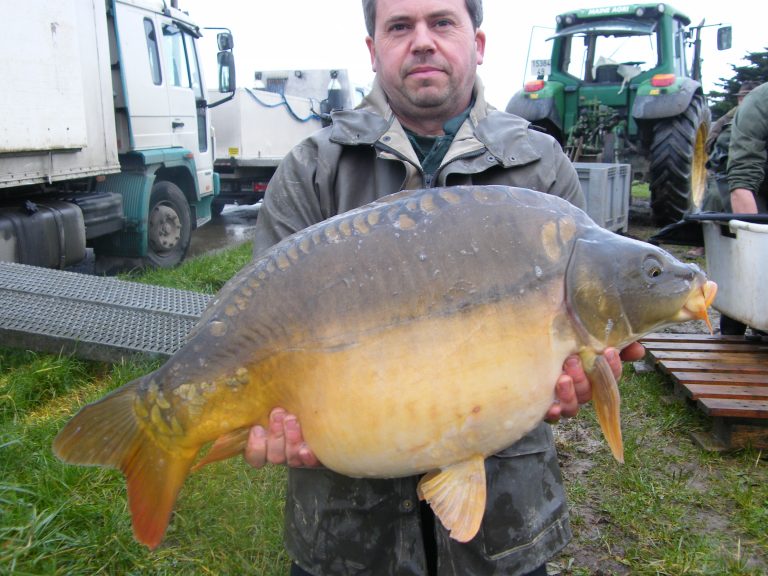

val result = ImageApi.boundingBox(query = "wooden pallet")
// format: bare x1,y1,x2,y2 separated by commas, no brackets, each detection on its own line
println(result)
640,333,768,451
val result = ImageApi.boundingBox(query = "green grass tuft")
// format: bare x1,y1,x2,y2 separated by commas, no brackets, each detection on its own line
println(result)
632,181,650,199
554,368,768,575
1,242,294,574
121,242,253,293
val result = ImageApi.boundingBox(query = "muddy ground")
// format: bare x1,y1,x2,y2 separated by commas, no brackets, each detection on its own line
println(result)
545,198,764,575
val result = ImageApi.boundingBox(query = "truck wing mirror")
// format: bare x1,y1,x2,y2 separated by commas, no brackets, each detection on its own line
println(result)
717,26,732,51
217,32,234,51
217,51,236,93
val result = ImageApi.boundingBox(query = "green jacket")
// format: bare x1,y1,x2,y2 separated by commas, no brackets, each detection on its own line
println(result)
727,82,768,209
252,77,583,576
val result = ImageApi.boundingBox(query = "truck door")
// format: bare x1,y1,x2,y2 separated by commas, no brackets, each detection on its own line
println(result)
160,21,214,198
114,2,172,149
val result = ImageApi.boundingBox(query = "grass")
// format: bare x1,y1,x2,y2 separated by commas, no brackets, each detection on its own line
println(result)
0,242,294,575
120,242,253,293
1,238,767,574
632,181,650,200
553,369,767,575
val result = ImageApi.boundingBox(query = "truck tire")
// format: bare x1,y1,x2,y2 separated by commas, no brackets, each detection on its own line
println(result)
648,93,711,226
145,181,191,268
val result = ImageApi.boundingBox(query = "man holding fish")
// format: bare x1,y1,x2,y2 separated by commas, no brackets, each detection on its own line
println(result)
246,0,643,574
54,0,716,568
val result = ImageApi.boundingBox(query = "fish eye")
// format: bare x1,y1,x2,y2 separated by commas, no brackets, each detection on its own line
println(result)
642,256,663,280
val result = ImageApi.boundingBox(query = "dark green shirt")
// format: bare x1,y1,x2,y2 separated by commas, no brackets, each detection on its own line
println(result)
405,106,471,177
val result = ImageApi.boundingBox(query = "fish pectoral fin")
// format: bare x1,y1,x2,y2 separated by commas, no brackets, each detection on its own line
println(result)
191,427,251,472
585,352,624,463
416,455,486,543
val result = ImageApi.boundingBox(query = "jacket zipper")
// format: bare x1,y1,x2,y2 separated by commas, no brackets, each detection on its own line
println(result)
375,143,489,189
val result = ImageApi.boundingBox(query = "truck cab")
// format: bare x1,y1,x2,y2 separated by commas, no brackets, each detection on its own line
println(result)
0,0,235,269
99,0,221,268
115,2,214,194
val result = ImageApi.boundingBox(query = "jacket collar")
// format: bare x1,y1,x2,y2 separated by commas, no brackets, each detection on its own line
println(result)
329,77,542,168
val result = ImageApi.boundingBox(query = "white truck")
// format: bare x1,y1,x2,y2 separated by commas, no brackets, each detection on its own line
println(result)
0,0,234,270
208,69,358,215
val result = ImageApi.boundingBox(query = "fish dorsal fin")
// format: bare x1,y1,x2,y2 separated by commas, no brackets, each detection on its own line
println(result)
416,454,487,542
583,352,625,463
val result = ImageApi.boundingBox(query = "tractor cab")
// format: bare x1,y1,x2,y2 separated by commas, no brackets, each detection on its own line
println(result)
507,4,732,225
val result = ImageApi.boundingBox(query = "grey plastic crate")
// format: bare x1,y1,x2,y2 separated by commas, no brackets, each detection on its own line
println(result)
573,162,631,233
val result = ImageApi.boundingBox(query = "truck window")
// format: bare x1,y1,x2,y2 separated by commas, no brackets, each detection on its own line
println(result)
183,32,208,153
673,19,688,77
144,19,162,85
163,24,191,88
183,33,204,100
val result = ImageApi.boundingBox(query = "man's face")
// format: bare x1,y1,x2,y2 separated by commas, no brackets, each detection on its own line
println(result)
366,0,485,130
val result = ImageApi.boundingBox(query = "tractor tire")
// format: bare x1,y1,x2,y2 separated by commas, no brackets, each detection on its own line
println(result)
145,181,191,268
648,93,711,226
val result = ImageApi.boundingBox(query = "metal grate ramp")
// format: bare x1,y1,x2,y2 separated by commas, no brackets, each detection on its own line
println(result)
0,261,212,362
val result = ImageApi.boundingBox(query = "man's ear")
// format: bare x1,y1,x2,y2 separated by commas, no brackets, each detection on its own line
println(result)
366,36,377,72
475,29,486,66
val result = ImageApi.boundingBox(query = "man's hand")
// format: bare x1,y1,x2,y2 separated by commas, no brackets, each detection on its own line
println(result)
243,407,321,469
546,342,645,421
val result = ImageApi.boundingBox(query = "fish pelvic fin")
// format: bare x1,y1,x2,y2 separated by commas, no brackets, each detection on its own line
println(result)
191,427,251,472
52,380,195,550
583,351,624,463
417,455,486,543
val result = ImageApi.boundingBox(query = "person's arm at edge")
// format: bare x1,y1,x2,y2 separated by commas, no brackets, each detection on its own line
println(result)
727,89,768,214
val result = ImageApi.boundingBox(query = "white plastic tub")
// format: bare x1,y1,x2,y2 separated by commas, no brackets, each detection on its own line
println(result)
703,219,768,330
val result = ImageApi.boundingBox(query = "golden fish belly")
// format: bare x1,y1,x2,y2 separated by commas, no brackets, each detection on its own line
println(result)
266,290,578,478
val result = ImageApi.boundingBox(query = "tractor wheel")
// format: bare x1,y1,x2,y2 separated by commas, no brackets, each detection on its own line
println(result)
145,181,191,268
649,93,711,226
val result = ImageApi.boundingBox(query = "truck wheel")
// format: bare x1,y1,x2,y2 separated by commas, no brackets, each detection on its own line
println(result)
145,181,191,268
649,93,710,226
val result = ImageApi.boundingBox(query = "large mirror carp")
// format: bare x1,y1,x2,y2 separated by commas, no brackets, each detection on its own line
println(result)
53,185,716,548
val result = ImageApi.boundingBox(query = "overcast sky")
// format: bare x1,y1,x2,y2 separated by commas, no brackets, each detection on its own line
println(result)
184,0,764,108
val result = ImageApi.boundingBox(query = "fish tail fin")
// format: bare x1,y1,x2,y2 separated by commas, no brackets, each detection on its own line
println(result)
52,379,195,549
586,354,625,463
191,427,251,472
125,439,195,549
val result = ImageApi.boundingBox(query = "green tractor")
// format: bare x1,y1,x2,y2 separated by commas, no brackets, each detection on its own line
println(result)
506,4,732,226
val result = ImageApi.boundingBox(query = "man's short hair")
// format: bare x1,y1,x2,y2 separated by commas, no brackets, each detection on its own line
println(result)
362,0,483,37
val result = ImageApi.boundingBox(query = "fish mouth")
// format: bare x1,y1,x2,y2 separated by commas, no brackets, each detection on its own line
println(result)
675,279,718,333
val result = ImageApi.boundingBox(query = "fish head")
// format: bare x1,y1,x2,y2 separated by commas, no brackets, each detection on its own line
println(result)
565,232,717,349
